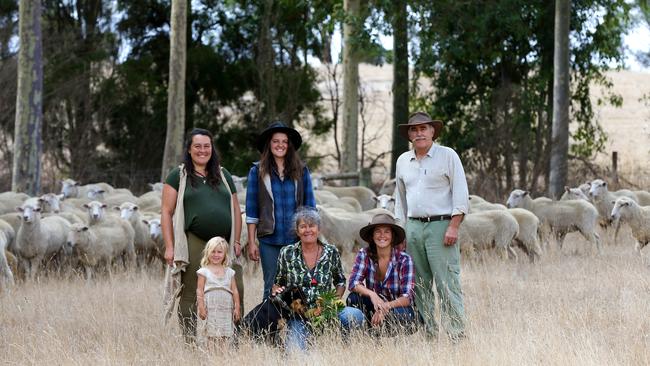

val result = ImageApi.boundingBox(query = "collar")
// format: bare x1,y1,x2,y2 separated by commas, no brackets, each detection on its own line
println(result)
409,144,437,161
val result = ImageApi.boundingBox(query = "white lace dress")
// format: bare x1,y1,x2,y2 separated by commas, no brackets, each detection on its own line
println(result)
197,267,235,337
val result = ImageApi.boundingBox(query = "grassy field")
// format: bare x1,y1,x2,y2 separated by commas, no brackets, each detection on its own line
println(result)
2,228,650,365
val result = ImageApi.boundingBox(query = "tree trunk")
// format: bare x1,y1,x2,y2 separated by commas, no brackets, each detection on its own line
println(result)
390,0,409,178
161,0,187,180
256,0,276,128
12,0,42,195
342,0,361,183
549,0,571,199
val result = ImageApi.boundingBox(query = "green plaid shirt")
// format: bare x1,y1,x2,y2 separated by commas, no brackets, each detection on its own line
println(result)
274,241,346,308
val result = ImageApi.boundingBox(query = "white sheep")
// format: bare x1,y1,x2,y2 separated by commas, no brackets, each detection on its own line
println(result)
37,193,87,225
560,186,591,201
588,179,638,242
0,229,14,291
149,182,164,192
506,189,601,253
458,210,519,260
378,178,396,196
66,222,136,279
142,217,164,264
323,186,377,211
469,200,542,262
633,190,650,206
610,197,650,253
136,191,162,212
0,214,21,251
15,203,71,279
317,206,392,256
82,201,123,226
60,179,115,199
373,194,395,212
115,202,154,266
0,192,30,214
314,190,339,205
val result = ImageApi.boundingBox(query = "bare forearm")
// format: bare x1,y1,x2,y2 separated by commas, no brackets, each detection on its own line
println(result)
247,223,257,245
386,296,410,310
161,210,174,250
448,214,464,230
335,285,345,299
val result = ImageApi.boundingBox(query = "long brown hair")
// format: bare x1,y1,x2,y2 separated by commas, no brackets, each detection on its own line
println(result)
366,227,399,262
258,135,303,181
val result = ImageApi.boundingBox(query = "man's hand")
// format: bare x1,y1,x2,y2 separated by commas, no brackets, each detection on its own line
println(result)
444,225,458,246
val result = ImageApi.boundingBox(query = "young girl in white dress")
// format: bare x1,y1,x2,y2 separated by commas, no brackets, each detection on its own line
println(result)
196,236,241,348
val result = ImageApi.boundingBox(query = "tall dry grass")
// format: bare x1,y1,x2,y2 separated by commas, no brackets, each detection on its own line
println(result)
2,229,650,365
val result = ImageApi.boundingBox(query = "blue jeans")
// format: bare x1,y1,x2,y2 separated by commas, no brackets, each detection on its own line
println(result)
346,292,416,333
285,306,365,353
259,243,285,299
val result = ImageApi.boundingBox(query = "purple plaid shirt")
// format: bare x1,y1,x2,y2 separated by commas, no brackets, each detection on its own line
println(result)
348,247,415,303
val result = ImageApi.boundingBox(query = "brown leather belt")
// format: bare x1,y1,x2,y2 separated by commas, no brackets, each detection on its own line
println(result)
409,215,452,222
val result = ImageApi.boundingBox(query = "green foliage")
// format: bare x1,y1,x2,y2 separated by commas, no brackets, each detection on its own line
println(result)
410,0,631,193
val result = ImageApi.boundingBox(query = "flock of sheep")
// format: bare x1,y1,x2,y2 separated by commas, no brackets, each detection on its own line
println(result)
1,174,649,292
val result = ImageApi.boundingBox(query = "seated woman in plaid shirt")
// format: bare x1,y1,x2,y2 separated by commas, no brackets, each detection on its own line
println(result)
345,213,417,333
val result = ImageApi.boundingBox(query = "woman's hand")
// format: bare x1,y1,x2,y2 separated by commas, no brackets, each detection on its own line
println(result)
271,284,285,297
164,246,174,266
234,242,242,257
233,306,241,322
248,244,260,262
371,309,386,327
369,292,387,313
198,303,207,320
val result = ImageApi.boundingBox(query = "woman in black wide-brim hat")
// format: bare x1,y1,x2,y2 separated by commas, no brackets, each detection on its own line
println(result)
245,121,317,299
344,213,417,333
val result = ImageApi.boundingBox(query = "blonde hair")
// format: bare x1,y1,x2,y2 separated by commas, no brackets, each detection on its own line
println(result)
200,236,230,267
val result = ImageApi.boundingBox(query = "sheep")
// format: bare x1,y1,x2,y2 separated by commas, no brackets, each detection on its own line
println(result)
633,190,650,206
320,201,359,213
66,222,137,279
15,203,71,279
560,186,591,201
149,182,164,192
136,191,162,212
60,179,115,199
314,190,340,205
373,194,395,212
102,191,139,207
0,214,21,251
507,208,543,262
610,197,650,253
506,189,601,253
588,179,639,242
142,217,164,264
458,210,519,260
311,173,325,190
323,186,377,211
317,206,392,256
82,201,123,226
115,202,155,266
37,193,87,225
0,192,30,215
378,178,396,196
468,200,542,262
0,229,14,291
231,175,247,192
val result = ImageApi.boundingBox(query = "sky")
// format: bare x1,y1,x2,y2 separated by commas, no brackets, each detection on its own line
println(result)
321,19,650,73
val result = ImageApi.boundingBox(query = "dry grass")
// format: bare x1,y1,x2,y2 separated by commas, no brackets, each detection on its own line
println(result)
2,229,650,365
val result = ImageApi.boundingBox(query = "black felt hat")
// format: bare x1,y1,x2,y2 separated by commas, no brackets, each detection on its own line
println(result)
256,121,303,153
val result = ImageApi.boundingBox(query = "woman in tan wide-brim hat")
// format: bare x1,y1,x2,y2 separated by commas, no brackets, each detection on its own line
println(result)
344,213,417,332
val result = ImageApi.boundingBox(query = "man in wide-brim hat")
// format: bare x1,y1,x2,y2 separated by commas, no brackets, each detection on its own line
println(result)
393,111,470,341
343,213,417,333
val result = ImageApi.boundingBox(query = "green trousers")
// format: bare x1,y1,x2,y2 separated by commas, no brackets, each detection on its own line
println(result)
178,232,244,341
406,219,465,338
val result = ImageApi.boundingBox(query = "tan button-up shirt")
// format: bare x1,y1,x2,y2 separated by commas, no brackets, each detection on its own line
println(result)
394,144,469,226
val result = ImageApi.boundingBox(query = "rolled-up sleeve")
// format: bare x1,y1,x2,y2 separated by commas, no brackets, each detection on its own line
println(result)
245,165,260,224
449,151,469,216
348,249,368,291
